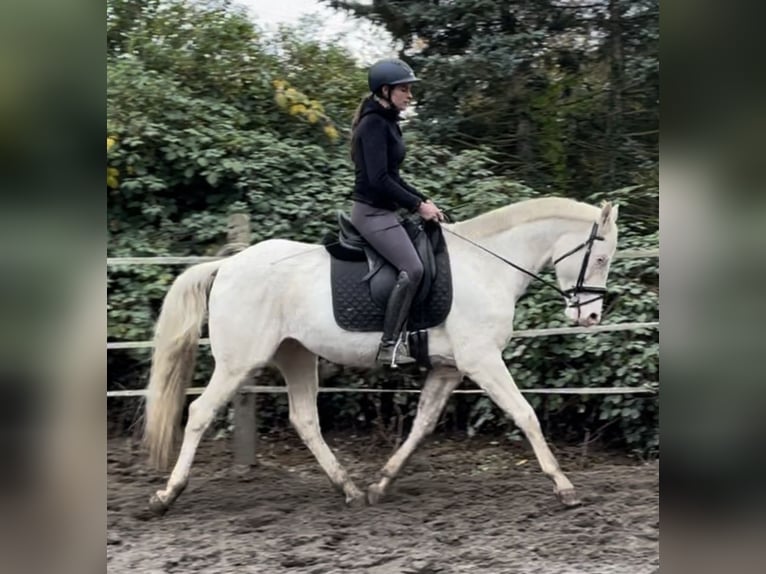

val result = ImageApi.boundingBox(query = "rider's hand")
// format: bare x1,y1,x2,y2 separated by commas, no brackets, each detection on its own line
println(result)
428,200,446,222
418,200,445,222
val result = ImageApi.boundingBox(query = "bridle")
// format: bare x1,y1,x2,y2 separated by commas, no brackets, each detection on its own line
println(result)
442,220,607,311
552,222,607,309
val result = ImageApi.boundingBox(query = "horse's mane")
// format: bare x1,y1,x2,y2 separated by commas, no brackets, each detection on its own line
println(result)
452,197,602,239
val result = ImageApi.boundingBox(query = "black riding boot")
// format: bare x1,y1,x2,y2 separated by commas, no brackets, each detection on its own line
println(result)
376,271,417,367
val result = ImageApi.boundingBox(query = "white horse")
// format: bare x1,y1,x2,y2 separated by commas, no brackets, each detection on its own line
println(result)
144,197,619,513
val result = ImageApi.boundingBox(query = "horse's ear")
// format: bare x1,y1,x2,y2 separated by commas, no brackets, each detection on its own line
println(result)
599,202,618,231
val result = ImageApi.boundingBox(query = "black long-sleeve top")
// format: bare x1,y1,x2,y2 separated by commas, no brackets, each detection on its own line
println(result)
351,97,427,212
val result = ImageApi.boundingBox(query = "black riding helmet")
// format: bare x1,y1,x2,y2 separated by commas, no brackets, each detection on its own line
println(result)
368,58,420,95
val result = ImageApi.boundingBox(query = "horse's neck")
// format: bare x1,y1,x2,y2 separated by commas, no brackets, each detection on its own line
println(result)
466,218,578,297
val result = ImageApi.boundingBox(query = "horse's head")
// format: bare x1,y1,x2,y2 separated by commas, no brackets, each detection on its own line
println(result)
552,202,619,327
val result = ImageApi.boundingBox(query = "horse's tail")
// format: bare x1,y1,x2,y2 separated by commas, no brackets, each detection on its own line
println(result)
143,260,223,469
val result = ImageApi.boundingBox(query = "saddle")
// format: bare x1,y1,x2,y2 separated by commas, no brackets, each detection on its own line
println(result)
323,211,453,346
330,212,436,306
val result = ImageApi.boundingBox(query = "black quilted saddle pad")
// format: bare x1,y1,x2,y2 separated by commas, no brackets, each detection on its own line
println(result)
330,243,453,332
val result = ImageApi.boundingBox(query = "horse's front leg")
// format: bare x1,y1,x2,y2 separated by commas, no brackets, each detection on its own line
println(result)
458,350,579,506
367,366,462,504
273,340,365,506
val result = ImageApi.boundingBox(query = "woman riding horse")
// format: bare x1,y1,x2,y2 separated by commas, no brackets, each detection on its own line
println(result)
349,58,445,366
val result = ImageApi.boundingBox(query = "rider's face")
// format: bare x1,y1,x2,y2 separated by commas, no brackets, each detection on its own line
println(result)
384,83,414,111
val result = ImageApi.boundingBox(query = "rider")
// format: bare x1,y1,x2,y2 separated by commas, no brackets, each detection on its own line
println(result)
349,58,445,366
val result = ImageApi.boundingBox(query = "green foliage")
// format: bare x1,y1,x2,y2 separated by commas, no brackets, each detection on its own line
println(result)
505,254,659,454
107,0,364,393
107,0,658,455
326,0,659,215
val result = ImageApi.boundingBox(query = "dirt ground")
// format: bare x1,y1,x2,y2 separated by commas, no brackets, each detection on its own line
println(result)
107,434,659,574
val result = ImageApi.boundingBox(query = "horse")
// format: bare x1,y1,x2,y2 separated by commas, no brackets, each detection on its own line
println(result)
143,196,619,514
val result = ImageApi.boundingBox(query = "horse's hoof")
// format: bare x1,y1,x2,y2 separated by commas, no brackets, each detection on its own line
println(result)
367,484,385,506
345,490,367,508
556,487,581,507
148,493,170,516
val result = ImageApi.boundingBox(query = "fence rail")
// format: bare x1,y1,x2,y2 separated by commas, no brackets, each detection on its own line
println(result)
107,384,657,398
106,248,658,266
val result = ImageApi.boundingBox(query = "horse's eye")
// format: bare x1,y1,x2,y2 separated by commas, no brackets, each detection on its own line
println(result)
595,255,608,266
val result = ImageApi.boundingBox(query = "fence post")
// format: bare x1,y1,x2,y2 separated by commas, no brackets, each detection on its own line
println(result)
233,392,257,467
218,213,257,466
217,212,251,256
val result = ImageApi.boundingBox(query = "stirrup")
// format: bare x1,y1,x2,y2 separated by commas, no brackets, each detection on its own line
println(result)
376,336,415,368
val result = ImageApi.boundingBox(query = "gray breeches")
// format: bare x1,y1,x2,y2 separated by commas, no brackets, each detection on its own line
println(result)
350,201,424,286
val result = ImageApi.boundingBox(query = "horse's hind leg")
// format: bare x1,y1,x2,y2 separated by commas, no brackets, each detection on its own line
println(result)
273,339,365,506
149,365,248,514
368,366,462,504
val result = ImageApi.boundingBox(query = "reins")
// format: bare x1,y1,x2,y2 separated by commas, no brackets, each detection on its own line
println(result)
440,226,571,299
440,219,606,309
266,210,607,311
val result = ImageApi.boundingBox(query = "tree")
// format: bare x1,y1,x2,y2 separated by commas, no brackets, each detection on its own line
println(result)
324,0,658,225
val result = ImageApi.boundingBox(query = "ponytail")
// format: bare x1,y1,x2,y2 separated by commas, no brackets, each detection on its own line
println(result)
349,95,370,162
